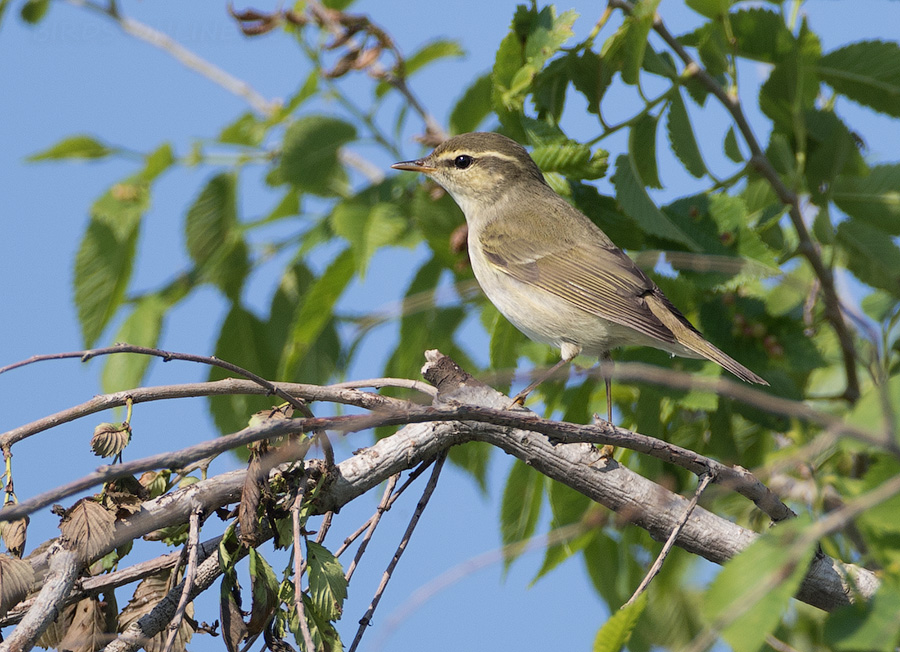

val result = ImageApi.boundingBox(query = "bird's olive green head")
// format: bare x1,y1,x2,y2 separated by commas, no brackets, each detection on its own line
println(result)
392,132,546,208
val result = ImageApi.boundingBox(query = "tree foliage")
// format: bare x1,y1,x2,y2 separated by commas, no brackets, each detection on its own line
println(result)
4,1,900,651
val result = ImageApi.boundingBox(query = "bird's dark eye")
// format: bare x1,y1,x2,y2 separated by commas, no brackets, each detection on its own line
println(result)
453,155,474,169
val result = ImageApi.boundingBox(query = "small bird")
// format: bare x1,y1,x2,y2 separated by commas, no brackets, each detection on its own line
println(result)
393,132,767,417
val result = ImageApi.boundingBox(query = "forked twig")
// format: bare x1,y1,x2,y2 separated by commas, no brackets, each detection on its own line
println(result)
162,503,202,652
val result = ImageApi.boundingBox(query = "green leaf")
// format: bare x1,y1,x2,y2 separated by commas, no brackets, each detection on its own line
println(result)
101,295,168,393
208,305,280,435
277,116,356,196
819,41,900,118
666,90,707,178
449,73,493,134
569,50,610,115
404,39,465,76
620,0,661,85
411,187,466,268
280,249,355,380
833,164,900,235
825,579,900,652
593,593,647,652
27,135,112,161
489,308,526,396
74,182,148,347
534,479,591,581
729,8,792,64
500,460,544,567
306,541,347,622
685,0,730,19
142,143,175,181
724,127,743,163
703,515,818,652
759,20,821,133
184,173,248,301
611,154,700,250
837,220,900,296
20,0,48,24
247,548,279,636
531,139,608,180
629,112,661,189
219,112,267,147
331,200,407,276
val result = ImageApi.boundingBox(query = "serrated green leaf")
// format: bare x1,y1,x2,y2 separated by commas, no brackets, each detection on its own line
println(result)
685,0,730,19
500,460,544,568
184,173,248,300
837,220,900,297
101,295,168,393
185,173,238,266
729,8,792,63
280,249,355,380
819,41,900,118
621,0,660,85
704,515,817,652
27,135,111,161
833,164,900,234
531,140,608,180
593,593,647,652
450,73,493,134
570,49,609,115
612,154,700,250
724,127,743,163
306,541,347,622
629,112,661,189
666,90,707,178
277,116,356,196
74,183,148,347
759,20,821,133
533,479,591,582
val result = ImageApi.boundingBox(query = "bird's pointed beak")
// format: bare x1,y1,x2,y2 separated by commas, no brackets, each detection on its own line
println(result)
391,159,437,173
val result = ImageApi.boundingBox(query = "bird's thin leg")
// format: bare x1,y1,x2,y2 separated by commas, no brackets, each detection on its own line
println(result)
509,356,573,408
599,352,615,459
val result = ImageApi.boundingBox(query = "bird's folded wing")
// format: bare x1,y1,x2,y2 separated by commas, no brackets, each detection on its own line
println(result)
480,230,680,345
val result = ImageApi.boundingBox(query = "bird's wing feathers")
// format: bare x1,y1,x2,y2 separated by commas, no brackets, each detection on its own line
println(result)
479,221,686,345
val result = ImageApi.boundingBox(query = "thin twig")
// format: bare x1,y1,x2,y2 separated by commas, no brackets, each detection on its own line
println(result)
290,468,315,652
335,462,434,558
348,451,447,652
345,474,399,582
162,503,202,652
624,472,714,607
62,0,276,115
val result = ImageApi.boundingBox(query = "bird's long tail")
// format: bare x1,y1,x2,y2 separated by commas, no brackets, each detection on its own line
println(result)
645,294,769,385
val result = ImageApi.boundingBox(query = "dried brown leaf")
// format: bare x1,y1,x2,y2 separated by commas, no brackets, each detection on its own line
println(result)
118,571,194,652
59,499,116,561
91,422,131,458
36,601,76,649
0,553,35,616
220,578,248,652
57,596,116,652
0,514,29,557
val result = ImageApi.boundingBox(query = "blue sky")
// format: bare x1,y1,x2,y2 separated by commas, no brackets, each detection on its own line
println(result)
2,1,900,649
